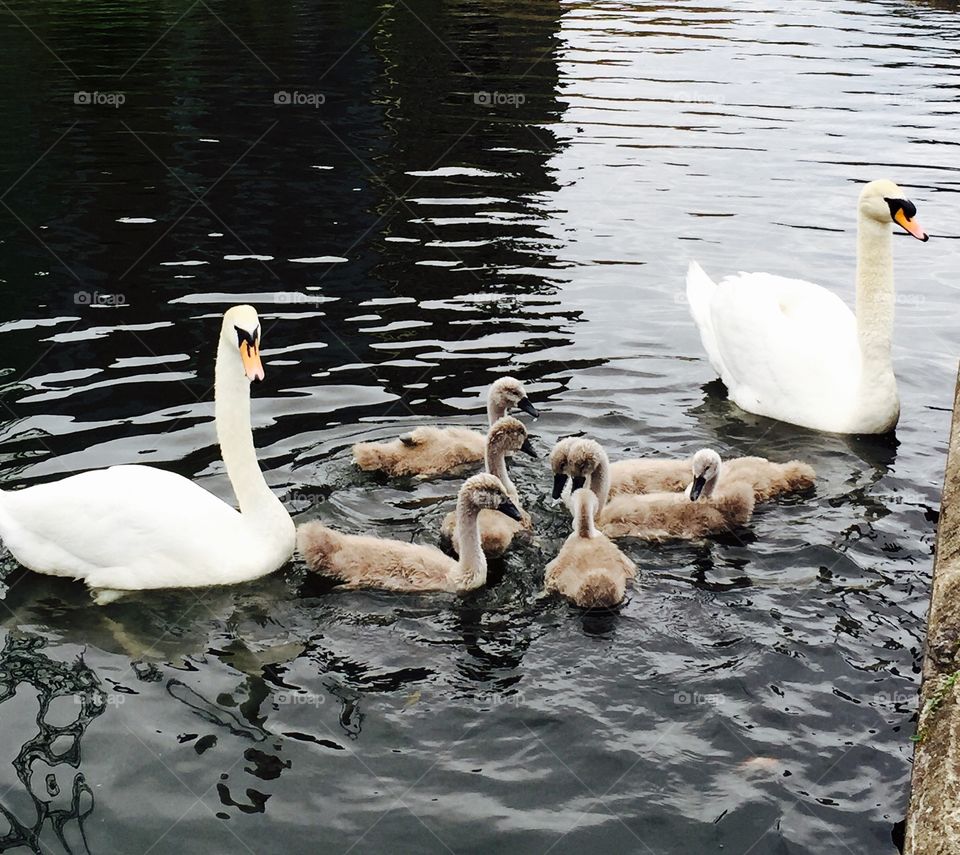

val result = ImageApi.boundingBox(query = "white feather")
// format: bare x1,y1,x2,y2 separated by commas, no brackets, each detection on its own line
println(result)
687,264,859,428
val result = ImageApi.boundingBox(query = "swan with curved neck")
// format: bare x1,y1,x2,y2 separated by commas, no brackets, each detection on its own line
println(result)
297,474,521,593
352,376,539,478
686,179,928,434
0,306,296,600
483,416,535,507
441,416,536,556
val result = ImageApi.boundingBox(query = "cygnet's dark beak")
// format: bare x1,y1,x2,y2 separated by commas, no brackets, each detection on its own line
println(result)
520,436,537,458
689,475,706,502
497,499,523,521
518,398,540,419
552,473,568,500
571,475,586,491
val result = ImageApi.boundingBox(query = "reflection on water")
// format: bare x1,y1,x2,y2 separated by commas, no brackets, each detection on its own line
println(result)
0,0,956,852
0,635,101,853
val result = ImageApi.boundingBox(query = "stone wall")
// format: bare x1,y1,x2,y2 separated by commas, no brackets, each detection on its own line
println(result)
905,368,960,855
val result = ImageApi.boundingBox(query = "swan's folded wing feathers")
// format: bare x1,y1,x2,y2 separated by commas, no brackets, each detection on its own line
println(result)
0,465,265,587
354,426,485,477
300,525,458,592
723,457,816,501
338,540,457,592
608,457,691,495
710,272,858,424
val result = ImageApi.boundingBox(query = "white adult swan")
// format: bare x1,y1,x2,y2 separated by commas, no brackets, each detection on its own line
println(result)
686,179,928,434
0,305,296,601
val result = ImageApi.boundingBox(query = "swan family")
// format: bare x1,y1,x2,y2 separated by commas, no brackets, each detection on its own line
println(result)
0,178,928,609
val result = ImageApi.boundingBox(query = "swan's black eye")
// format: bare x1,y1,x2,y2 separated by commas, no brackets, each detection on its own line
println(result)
885,197,916,220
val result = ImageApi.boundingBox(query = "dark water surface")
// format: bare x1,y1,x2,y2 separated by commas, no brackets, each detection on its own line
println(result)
0,0,957,852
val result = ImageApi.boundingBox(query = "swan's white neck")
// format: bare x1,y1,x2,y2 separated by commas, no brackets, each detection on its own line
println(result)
485,441,520,507
854,215,899,425
856,217,895,365
452,501,487,589
574,495,599,538
214,337,288,526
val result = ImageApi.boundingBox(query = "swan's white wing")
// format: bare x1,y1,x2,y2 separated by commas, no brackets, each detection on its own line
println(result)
705,271,859,428
0,465,275,589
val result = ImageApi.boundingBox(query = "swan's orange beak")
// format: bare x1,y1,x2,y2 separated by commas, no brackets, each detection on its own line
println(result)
239,341,264,381
894,207,928,242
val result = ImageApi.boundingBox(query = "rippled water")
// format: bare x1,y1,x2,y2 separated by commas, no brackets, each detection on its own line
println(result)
0,0,957,852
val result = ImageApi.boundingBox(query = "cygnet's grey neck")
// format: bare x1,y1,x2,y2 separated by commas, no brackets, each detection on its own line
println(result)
453,501,487,588
588,456,611,511
574,494,599,538
486,440,520,506
487,393,508,426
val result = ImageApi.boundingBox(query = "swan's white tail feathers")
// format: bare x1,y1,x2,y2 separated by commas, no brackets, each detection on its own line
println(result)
685,260,724,376
91,588,127,606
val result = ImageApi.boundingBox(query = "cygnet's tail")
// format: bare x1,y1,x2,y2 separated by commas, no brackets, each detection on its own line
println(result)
352,441,390,472
780,461,816,493
572,570,625,609
296,522,342,572
685,260,724,376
